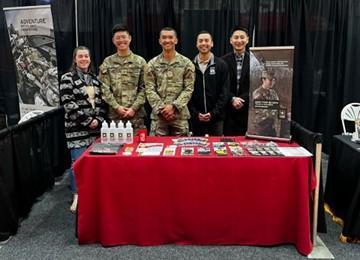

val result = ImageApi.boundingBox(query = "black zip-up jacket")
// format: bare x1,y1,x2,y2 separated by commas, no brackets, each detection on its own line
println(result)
188,55,229,121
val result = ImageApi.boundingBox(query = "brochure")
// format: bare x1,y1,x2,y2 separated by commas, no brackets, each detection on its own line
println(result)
90,143,122,155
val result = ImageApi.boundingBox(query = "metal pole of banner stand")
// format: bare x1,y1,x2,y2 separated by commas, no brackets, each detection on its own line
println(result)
252,24,255,47
75,0,79,47
312,143,322,246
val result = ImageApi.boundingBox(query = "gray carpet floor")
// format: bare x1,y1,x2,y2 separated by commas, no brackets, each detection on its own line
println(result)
0,155,359,260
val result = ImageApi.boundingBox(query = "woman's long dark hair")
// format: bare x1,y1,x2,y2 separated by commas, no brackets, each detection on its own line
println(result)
69,46,95,73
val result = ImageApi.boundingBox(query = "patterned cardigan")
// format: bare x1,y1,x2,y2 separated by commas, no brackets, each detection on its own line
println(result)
59,70,106,149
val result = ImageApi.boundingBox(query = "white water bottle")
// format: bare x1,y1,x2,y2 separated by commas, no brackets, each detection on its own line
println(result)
124,121,133,144
109,120,117,144
100,122,110,143
117,120,125,144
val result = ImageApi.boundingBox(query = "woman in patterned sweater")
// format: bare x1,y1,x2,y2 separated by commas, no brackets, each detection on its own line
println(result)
59,46,106,213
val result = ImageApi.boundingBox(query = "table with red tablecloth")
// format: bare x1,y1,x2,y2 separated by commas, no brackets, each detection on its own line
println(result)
74,136,315,255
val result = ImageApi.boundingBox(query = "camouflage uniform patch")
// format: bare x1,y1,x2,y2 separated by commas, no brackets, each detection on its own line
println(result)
252,87,280,136
144,52,195,136
99,51,146,131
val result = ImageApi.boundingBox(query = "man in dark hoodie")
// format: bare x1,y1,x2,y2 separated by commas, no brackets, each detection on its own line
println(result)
222,26,250,136
188,31,229,136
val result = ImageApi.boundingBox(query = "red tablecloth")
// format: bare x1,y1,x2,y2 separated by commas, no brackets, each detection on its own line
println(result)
74,136,315,255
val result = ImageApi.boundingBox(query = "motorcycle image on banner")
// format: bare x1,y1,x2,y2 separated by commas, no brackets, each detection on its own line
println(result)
3,5,59,119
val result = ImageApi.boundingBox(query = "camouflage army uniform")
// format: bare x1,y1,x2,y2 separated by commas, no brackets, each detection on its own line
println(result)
99,51,146,134
144,52,195,136
252,86,280,136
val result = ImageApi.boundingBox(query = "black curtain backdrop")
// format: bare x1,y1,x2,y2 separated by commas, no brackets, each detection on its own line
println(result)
0,0,359,152
0,128,18,237
0,107,70,236
11,116,54,217
43,108,70,177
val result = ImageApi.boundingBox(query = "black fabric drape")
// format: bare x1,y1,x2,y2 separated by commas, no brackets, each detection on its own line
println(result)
0,128,18,236
77,0,254,68
44,108,70,177
50,0,76,76
180,1,254,59
0,107,70,235
5,108,69,218
291,120,326,233
12,117,51,217
0,0,360,151
325,135,360,238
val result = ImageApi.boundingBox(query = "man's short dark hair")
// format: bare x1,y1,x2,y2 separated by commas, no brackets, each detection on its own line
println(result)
197,30,213,41
159,27,177,37
230,26,248,37
112,24,131,37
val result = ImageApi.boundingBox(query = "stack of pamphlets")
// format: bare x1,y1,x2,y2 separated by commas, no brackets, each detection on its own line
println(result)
181,147,194,156
173,137,208,146
163,145,177,156
197,146,211,155
241,141,283,156
136,143,164,156
227,142,244,156
90,143,122,155
213,142,228,156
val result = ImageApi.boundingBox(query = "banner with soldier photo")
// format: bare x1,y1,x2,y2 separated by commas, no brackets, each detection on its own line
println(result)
246,46,294,142
3,5,59,118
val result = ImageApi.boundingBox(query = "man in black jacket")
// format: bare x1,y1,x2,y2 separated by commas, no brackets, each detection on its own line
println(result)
188,31,229,136
222,26,250,136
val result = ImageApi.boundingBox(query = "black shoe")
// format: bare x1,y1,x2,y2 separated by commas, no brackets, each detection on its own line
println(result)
0,233,11,244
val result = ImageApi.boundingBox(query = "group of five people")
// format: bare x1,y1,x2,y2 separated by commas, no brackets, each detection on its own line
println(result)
59,25,250,212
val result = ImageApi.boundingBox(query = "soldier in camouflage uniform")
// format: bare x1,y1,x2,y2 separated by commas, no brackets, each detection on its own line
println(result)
99,24,146,134
144,27,195,136
252,70,280,137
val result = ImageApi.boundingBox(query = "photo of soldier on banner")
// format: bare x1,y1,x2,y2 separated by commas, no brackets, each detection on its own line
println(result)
247,46,294,141
3,5,59,118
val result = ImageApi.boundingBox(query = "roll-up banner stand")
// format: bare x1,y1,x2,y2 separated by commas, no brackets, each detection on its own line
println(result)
3,5,59,119
247,46,294,142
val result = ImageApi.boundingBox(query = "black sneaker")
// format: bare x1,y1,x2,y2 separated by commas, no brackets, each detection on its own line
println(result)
0,233,11,245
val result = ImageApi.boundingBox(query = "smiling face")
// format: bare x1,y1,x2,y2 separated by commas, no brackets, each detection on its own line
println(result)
74,49,90,72
112,31,131,52
159,29,178,52
230,29,249,54
196,33,213,55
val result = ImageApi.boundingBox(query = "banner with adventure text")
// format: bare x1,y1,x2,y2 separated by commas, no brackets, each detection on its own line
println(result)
246,46,294,142
3,5,59,119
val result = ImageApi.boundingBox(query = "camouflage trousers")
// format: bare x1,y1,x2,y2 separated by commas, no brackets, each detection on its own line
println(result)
150,118,189,136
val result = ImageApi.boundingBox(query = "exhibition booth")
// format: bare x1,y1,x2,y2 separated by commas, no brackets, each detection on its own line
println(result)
0,0,359,257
